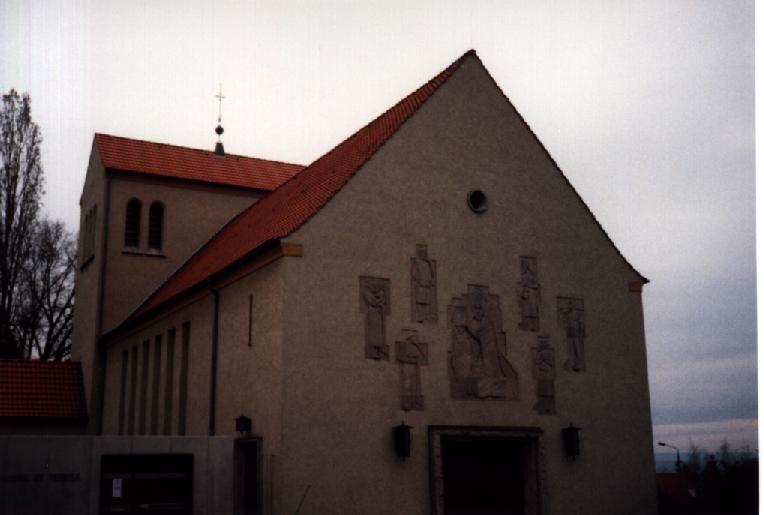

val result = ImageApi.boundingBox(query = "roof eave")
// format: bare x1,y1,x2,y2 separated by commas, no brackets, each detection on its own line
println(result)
104,167,276,193
101,238,284,345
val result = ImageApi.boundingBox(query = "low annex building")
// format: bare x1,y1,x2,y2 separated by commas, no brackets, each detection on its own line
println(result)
0,360,87,434
2,50,657,515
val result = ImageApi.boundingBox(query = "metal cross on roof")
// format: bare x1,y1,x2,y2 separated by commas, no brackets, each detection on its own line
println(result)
214,84,226,155
216,84,225,123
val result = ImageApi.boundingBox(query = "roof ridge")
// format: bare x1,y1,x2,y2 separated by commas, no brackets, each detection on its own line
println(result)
94,133,306,192
247,49,479,198
113,50,474,332
0,359,78,365
94,133,305,169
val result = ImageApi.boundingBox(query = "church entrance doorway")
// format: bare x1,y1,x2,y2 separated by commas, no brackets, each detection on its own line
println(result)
429,426,544,515
442,438,525,514
234,438,262,515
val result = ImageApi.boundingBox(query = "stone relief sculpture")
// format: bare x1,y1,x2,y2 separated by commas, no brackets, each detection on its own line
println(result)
557,297,585,371
411,244,437,323
447,285,519,400
359,276,391,360
533,335,555,415
517,256,540,332
395,329,428,411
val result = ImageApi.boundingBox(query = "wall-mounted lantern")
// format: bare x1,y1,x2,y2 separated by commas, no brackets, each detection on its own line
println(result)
393,422,412,460
235,415,252,435
562,424,581,459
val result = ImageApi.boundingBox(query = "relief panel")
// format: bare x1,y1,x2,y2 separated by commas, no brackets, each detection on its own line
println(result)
448,285,519,400
359,276,391,360
411,244,437,323
557,297,585,371
395,329,428,411
533,335,555,415
517,256,540,332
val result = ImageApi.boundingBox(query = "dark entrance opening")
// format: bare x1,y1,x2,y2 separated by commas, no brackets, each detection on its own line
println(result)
100,454,193,515
235,439,262,515
442,438,526,515
430,426,542,515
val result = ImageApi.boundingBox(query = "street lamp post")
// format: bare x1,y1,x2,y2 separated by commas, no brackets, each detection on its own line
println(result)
658,441,682,473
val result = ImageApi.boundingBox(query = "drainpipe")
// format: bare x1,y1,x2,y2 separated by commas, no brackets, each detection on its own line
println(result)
93,173,112,435
208,281,220,436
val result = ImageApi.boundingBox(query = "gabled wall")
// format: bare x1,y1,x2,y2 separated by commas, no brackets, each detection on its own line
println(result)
276,55,656,514
72,150,264,431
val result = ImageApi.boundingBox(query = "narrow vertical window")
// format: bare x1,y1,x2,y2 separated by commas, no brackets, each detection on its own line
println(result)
164,328,176,435
128,345,138,435
125,198,141,248
81,204,98,263
118,349,128,435
83,211,90,259
89,205,97,257
148,202,164,251
248,294,254,348
139,339,150,435
178,322,190,436
150,334,162,435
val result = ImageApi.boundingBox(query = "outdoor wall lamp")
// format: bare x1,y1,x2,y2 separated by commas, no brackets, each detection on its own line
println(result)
562,424,581,459
393,422,412,460
235,415,252,435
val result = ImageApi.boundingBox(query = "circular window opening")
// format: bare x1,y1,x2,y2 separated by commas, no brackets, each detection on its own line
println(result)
467,190,487,213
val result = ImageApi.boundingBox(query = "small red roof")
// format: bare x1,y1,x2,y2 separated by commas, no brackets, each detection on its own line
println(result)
127,51,475,321
0,360,87,419
95,133,305,191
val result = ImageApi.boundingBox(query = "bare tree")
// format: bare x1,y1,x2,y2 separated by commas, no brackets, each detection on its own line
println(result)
0,90,44,358
15,220,75,360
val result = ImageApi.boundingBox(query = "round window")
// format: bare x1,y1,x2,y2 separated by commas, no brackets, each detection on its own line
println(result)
467,190,487,213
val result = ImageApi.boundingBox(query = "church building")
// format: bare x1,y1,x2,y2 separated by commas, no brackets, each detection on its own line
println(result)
14,50,657,514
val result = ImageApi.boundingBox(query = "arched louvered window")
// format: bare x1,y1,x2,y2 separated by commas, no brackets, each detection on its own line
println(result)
125,198,141,248
148,202,164,251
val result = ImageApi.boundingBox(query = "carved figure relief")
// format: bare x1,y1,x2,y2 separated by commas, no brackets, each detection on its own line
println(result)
557,297,585,371
411,244,437,323
447,285,518,400
359,276,391,360
517,256,540,332
533,335,555,415
395,329,428,411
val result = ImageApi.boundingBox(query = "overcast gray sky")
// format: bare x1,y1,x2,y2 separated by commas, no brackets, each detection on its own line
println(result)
1,0,756,452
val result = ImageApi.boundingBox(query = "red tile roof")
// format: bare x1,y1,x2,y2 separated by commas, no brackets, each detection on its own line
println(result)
0,360,87,419
126,51,475,322
95,133,305,191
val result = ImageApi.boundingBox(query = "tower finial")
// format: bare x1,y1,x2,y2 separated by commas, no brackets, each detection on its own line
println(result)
214,83,225,156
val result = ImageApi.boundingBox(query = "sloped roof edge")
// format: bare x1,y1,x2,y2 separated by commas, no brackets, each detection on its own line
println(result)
94,133,305,191
109,50,475,335
111,48,646,338
471,57,648,284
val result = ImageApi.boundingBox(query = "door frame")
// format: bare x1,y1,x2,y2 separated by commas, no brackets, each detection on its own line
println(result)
234,437,264,515
428,426,547,515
